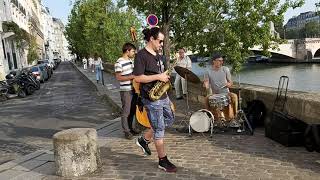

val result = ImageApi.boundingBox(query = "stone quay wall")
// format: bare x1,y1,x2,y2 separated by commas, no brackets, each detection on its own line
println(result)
187,81,320,125
103,62,320,125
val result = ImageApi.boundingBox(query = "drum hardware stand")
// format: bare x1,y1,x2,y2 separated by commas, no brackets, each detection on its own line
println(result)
178,74,193,128
236,74,254,135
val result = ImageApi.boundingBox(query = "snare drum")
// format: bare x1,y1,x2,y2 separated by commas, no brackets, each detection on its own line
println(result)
189,109,214,133
208,94,230,109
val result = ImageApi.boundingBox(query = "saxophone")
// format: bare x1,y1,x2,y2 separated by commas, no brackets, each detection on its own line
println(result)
148,59,178,101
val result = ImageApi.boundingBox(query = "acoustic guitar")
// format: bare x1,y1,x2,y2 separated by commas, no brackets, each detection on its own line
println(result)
132,80,175,128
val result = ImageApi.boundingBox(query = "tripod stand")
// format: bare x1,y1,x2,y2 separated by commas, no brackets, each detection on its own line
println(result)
174,67,201,129
235,74,254,135
178,73,193,127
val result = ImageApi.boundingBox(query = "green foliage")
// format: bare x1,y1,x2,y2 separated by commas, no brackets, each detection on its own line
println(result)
127,0,304,72
27,36,39,64
303,21,320,37
285,21,320,39
2,21,30,49
65,0,141,63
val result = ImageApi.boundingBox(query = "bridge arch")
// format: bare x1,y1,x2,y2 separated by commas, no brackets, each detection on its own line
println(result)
250,50,295,59
306,50,313,60
315,48,320,58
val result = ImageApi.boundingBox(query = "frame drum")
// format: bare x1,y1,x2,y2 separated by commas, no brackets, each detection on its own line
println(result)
189,109,214,132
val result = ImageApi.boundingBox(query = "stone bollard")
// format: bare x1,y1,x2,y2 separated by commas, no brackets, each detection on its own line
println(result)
53,128,101,177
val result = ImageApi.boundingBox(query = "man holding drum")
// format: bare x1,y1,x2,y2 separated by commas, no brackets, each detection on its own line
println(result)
203,53,238,124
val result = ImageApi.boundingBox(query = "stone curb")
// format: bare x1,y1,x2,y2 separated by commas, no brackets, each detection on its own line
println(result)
0,119,121,178
0,62,123,178
70,61,98,91
70,61,122,112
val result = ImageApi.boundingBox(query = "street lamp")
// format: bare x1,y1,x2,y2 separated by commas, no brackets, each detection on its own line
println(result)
99,22,105,86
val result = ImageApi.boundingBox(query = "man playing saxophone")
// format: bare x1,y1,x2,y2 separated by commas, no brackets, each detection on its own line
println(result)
133,26,177,173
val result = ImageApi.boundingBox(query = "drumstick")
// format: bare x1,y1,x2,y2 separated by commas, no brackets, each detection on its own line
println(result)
220,84,227,89
214,82,227,89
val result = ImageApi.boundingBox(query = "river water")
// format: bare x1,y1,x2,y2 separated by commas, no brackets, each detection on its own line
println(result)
189,62,320,93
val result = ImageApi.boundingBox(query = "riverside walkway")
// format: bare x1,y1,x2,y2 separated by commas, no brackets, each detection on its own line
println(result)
0,61,319,180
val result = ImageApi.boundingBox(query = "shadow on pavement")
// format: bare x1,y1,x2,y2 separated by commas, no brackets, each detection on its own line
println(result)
92,147,226,180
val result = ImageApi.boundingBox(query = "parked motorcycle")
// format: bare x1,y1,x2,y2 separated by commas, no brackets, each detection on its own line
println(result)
19,70,41,93
5,73,27,98
0,81,8,102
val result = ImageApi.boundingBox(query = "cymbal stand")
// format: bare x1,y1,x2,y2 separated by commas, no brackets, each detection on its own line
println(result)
236,73,254,135
178,74,192,127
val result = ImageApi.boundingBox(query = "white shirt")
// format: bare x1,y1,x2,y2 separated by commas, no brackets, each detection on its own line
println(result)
82,58,87,64
94,58,102,66
114,57,134,91
176,55,192,70
88,58,94,65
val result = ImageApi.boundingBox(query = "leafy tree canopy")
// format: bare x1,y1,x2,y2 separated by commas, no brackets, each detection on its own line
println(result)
126,0,304,72
65,0,141,63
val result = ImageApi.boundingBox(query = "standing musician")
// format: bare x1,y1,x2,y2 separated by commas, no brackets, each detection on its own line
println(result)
114,43,137,140
203,53,238,123
174,48,192,100
133,26,177,173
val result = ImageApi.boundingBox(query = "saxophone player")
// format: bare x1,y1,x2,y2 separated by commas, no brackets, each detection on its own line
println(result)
133,27,177,173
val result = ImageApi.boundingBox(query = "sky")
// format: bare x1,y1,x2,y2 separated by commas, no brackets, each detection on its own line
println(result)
42,0,319,25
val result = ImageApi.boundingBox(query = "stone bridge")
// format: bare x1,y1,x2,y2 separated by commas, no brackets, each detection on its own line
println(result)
251,38,320,62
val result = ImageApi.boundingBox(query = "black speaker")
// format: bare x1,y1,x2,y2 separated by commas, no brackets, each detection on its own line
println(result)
265,111,307,147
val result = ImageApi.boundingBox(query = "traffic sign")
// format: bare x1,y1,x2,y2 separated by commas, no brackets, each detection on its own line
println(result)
146,14,158,27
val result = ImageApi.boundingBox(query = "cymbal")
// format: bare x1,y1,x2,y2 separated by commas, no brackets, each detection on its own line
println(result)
174,66,201,84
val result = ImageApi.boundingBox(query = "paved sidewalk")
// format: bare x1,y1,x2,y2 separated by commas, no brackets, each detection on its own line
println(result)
1,62,320,180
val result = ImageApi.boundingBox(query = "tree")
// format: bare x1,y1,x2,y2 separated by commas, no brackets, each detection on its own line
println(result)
304,21,320,38
285,28,300,39
27,36,39,64
65,0,141,63
126,0,304,72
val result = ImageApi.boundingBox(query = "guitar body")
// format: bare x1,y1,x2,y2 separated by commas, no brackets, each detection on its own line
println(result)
132,79,175,128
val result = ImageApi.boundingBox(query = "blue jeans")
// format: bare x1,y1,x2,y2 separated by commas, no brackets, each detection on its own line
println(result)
142,96,175,140
95,66,101,81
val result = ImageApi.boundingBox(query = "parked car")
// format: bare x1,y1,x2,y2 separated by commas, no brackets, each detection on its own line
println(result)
38,60,53,77
53,58,61,67
31,65,48,83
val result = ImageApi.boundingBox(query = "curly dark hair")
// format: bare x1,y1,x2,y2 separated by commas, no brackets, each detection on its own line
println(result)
142,26,163,42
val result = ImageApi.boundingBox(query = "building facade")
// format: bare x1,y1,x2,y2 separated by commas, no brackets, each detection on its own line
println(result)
0,0,69,80
52,18,65,60
285,11,320,30
28,0,44,62
0,0,29,80
41,5,54,62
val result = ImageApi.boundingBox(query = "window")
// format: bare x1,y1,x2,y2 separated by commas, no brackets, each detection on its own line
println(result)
31,67,39,72
2,40,6,59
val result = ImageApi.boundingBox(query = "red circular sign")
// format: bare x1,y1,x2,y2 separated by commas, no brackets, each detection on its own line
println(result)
146,14,158,27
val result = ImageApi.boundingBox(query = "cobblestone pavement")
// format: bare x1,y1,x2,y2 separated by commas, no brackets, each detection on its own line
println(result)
1,63,319,179
0,62,118,165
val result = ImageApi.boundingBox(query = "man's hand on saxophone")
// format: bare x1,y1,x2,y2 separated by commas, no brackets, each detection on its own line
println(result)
158,73,170,82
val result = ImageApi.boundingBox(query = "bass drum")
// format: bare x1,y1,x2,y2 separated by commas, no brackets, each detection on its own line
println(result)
189,109,214,133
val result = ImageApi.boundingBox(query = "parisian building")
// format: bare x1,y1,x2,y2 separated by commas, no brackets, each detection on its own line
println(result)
285,11,320,30
0,0,69,80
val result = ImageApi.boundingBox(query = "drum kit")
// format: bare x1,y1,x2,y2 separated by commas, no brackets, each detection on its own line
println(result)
174,66,253,137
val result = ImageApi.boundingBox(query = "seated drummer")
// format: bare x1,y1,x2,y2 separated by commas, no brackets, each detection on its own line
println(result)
203,53,238,121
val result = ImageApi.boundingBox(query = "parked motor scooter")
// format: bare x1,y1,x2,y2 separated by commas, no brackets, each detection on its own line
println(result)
4,73,27,98
17,70,40,94
0,81,8,102
25,71,41,90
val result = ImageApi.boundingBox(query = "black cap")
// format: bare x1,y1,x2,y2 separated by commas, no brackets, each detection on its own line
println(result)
212,53,224,61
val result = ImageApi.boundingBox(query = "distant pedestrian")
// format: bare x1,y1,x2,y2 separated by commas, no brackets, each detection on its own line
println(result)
82,57,88,70
88,56,94,72
94,54,103,84
114,43,136,139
